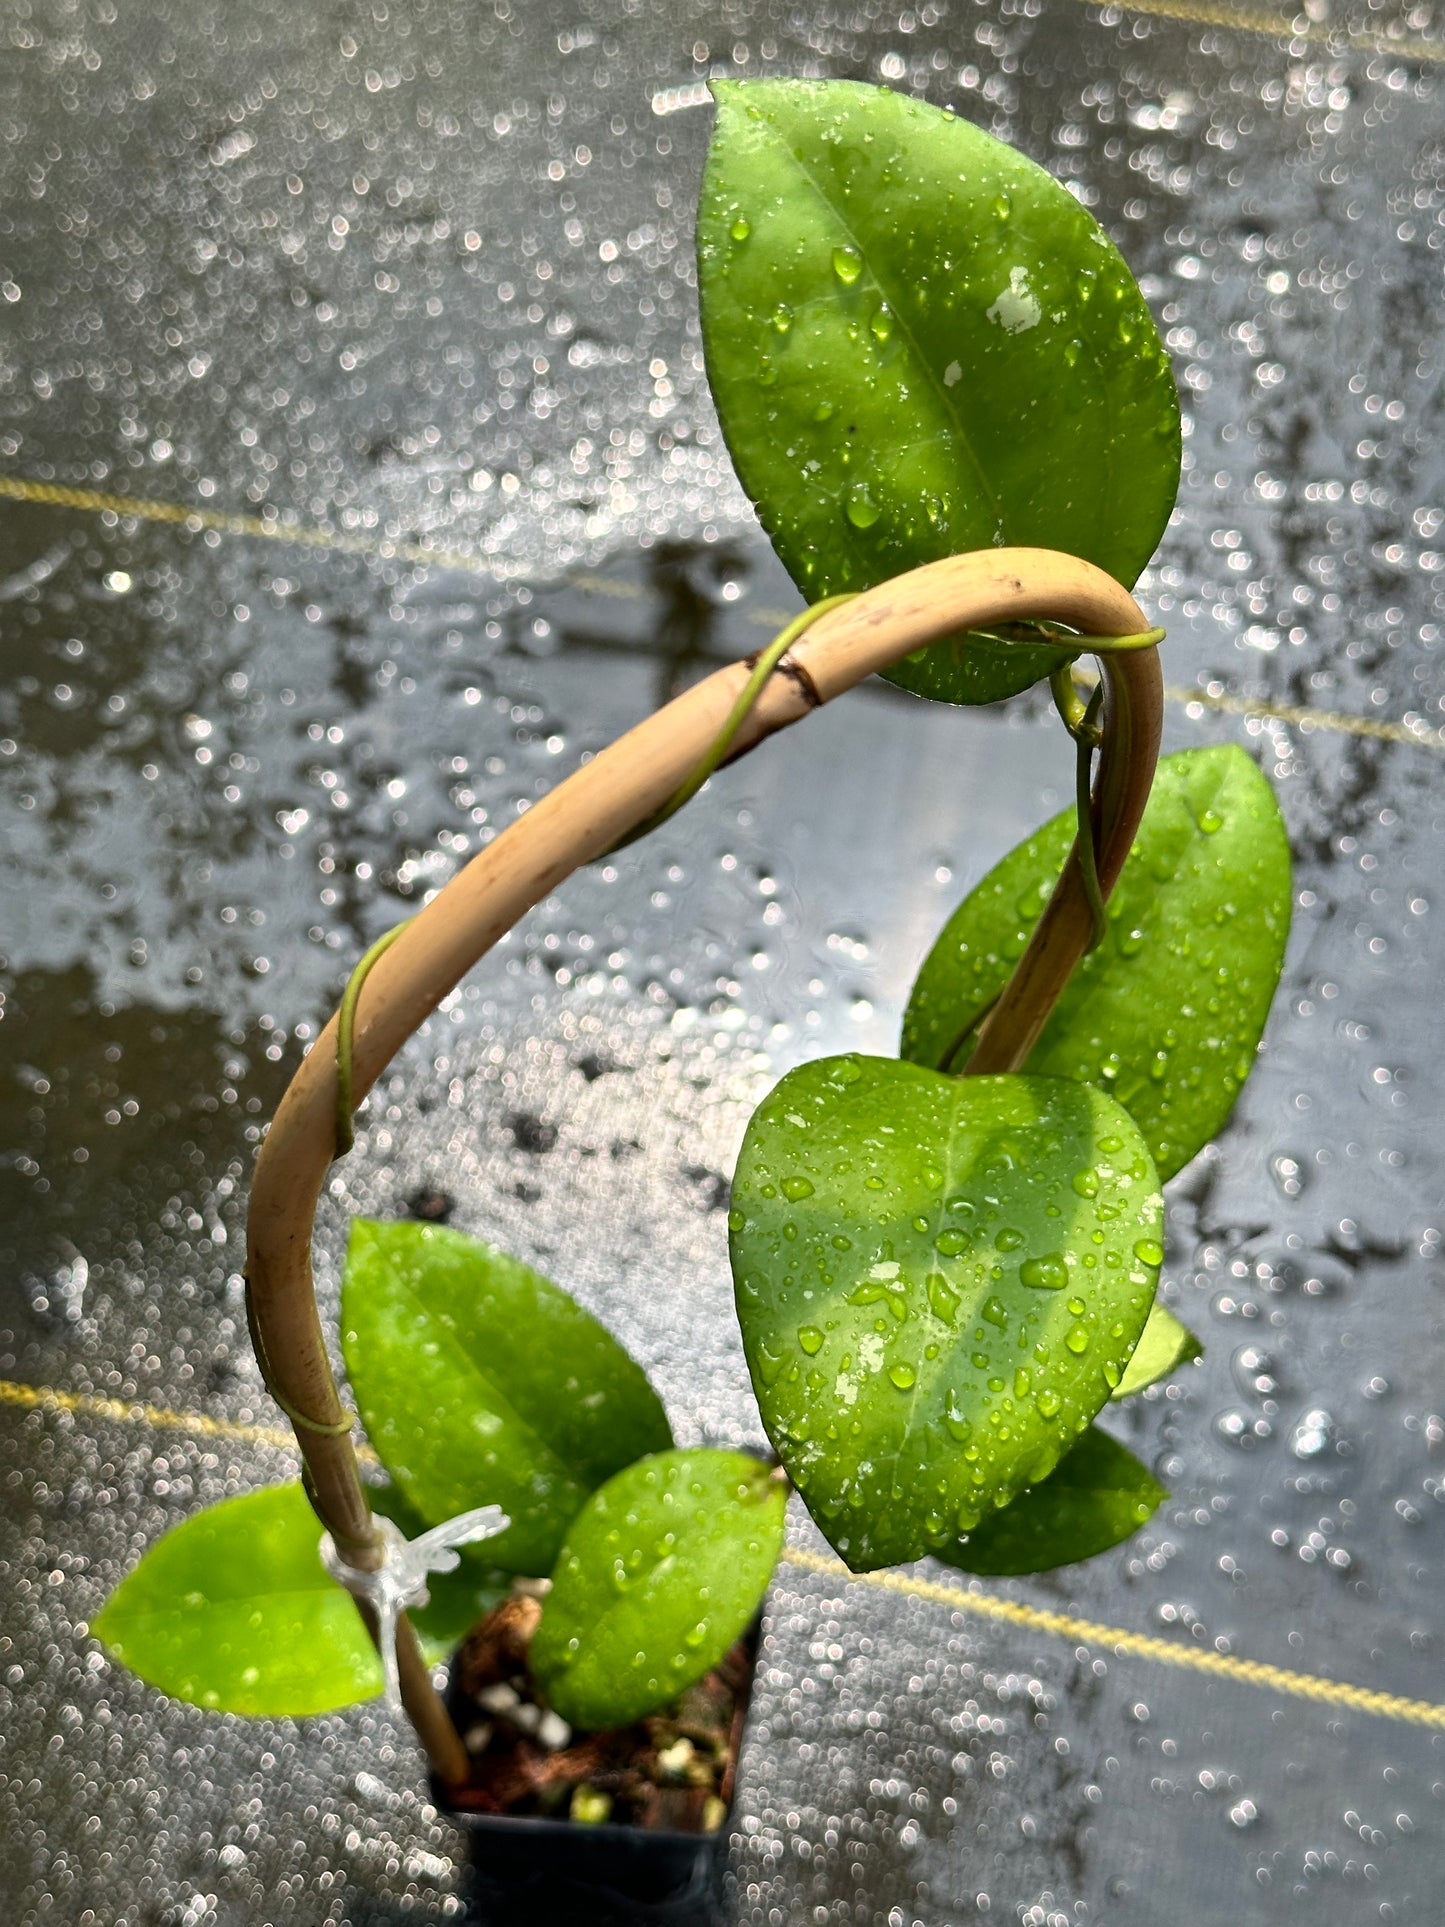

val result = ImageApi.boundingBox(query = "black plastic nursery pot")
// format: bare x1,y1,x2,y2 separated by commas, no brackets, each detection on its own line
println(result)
435,1621,759,1925
442,1799,729,1926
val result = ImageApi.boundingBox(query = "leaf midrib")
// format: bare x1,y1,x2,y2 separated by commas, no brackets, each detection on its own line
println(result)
569,1547,679,1674
102,1580,359,1627
372,1273,576,1503
759,121,1008,538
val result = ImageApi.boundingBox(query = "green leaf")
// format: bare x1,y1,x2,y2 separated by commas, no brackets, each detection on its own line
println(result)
342,1220,673,1577
1110,1300,1201,1400
944,1425,1165,1575
901,746,1291,1178
729,1056,1161,1572
367,1483,509,1659
93,1484,381,1716
697,78,1180,708
530,1448,785,1730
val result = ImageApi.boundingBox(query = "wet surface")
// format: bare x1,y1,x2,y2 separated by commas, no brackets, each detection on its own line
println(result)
3,1,1444,1921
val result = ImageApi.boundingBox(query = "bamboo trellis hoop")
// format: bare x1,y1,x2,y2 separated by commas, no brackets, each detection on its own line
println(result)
244,547,1163,1783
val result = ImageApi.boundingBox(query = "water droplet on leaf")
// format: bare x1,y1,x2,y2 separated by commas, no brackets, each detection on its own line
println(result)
926,1271,960,1324
845,481,881,529
1020,1253,1068,1291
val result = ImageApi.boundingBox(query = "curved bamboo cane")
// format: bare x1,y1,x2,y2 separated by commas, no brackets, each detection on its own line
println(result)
244,547,1163,1783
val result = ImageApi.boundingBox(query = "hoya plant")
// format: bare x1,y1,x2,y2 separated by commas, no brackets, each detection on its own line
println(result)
97,79,1290,1818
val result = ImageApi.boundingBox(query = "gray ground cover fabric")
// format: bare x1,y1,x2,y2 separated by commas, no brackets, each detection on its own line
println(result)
1,0,1443,1920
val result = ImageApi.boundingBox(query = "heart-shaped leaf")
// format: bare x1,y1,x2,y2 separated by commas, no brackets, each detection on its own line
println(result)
529,1448,785,1730
697,78,1180,707
729,1056,1161,1571
94,1483,381,1715
944,1425,1165,1575
902,746,1291,1178
342,1221,672,1576
1110,1301,1201,1400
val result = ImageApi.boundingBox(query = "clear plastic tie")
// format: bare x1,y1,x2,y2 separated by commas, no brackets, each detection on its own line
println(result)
320,1504,510,1714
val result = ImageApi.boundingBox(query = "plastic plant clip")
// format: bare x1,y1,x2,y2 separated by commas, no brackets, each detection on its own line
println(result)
319,1505,510,1714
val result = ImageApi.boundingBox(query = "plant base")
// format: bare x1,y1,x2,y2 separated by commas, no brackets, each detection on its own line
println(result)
436,1594,757,1923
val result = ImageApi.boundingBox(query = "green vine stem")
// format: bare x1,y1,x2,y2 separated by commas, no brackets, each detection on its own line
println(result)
600,591,860,856
244,547,1162,1785
1067,679,1109,952
335,921,409,1157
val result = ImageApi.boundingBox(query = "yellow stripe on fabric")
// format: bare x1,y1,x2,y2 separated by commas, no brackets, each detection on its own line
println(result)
780,1547,1445,1729
2,1378,1437,1729
1065,0,1445,64
4,469,1442,750
0,1377,380,1465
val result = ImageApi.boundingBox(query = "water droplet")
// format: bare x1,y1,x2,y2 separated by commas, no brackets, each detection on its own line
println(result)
927,1271,960,1324
992,191,1012,221
1072,1169,1100,1198
944,1396,972,1442
1290,1408,1334,1458
845,481,881,529
1015,879,1050,920
935,1228,971,1257
1102,1359,1121,1388
1065,1325,1090,1354
828,1056,863,1086
1199,807,1224,834
1036,1387,1062,1418
781,1175,815,1201
1119,927,1145,956
814,398,836,423
730,216,752,242
683,1620,709,1649
888,1361,917,1390
869,304,894,343
727,1208,745,1234
831,244,863,284
1020,1253,1068,1290
1014,1368,1032,1399
995,1226,1025,1252
798,1325,824,1355
757,1338,786,1385
982,1296,1008,1329
772,303,793,336
1133,1238,1164,1267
